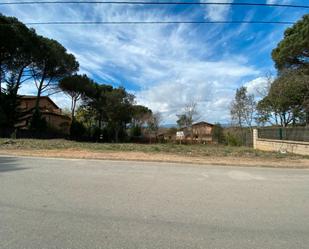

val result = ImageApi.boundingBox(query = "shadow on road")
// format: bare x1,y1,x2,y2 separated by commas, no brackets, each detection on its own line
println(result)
0,157,28,173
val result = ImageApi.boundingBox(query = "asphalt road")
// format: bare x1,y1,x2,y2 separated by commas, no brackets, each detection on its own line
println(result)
1,156,309,249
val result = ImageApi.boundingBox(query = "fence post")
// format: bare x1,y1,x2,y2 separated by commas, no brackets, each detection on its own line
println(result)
279,128,283,140
253,129,258,149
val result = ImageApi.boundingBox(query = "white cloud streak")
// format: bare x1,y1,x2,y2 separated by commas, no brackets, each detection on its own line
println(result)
201,0,233,21
1,2,267,124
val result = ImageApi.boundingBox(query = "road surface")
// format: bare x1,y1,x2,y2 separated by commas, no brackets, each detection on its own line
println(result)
1,156,309,249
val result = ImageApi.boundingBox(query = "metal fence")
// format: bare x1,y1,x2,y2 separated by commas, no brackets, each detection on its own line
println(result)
223,127,253,147
258,127,309,142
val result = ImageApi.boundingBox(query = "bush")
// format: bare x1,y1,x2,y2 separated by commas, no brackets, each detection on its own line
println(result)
225,132,242,146
130,125,142,137
212,123,226,144
70,120,86,140
30,111,47,132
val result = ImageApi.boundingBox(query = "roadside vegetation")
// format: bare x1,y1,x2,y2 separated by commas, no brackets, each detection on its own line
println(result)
0,138,307,160
0,13,308,152
0,14,156,142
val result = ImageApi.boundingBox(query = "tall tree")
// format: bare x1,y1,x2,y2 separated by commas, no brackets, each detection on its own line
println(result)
176,114,189,128
272,14,309,72
0,14,37,97
176,101,199,142
105,87,135,142
84,83,113,130
59,74,93,119
131,105,152,127
257,69,309,126
0,14,38,130
230,87,256,128
31,36,79,113
147,112,162,142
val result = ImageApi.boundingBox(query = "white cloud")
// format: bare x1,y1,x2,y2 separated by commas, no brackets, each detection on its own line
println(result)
244,76,274,99
18,81,71,110
201,0,233,21
136,60,258,124
0,2,262,124
266,0,292,4
50,93,71,111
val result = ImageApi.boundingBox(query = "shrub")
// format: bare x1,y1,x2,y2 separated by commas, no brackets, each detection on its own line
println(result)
212,123,226,144
70,120,86,140
130,125,142,137
30,111,47,132
225,132,242,146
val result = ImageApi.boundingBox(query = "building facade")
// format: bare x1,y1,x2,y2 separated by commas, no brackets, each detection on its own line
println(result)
16,96,71,134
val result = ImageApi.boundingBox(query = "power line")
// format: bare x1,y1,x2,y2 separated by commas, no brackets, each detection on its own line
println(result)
0,1,309,9
19,20,295,25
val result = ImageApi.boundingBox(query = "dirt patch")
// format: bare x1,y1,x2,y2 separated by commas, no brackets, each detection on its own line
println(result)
1,149,309,168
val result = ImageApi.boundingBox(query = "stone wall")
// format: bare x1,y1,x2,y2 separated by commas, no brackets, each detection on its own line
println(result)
253,129,309,156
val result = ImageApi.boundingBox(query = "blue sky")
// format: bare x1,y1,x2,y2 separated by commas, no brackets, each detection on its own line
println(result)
1,0,308,124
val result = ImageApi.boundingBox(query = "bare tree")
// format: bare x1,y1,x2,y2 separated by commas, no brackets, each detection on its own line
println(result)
243,94,256,130
147,112,162,143
255,72,281,126
176,101,199,142
255,71,273,98
230,86,256,130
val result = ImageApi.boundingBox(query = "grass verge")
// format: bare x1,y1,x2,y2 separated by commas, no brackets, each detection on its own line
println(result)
0,138,308,168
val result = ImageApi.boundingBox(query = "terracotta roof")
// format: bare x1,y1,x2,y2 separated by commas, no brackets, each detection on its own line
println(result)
192,121,214,127
20,95,60,110
18,111,71,122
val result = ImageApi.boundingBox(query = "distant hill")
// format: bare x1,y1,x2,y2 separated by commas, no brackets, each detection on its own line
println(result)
161,124,177,128
161,123,232,128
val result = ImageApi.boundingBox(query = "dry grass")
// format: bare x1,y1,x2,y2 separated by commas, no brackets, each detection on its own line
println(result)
0,138,307,160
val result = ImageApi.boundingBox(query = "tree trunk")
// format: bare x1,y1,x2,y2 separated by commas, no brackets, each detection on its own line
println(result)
0,61,2,102
98,113,102,130
14,66,26,96
115,126,119,143
71,97,77,120
35,80,44,113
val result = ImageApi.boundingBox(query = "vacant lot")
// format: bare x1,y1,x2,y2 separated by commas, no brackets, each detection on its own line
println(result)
0,138,308,168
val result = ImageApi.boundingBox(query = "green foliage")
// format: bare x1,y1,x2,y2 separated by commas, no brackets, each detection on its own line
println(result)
257,69,309,126
131,105,152,127
76,106,96,130
30,110,47,132
0,105,6,128
130,125,142,137
32,36,79,83
147,112,161,135
69,120,86,140
212,123,225,144
0,15,37,131
75,84,151,142
10,129,17,139
59,74,93,119
176,102,198,129
230,86,255,128
259,14,309,127
176,114,188,128
224,132,242,146
0,14,79,133
31,36,79,113
0,84,21,129
0,14,38,83
59,74,92,97
272,14,309,71
0,14,153,142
